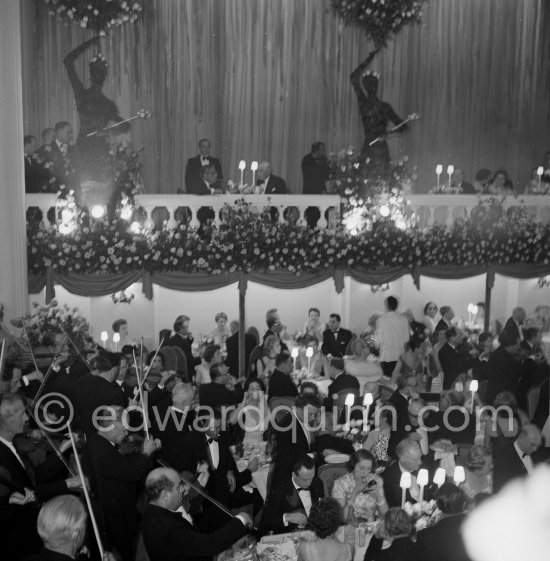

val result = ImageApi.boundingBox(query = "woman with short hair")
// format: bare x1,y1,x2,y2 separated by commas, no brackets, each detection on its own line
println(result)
364,507,414,561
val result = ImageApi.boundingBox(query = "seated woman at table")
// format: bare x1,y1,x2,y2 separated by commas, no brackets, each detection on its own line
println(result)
363,408,393,469
364,507,414,561
344,338,383,381
460,445,493,499
391,337,428,380
303,307,325,342
297,497,353,561
255,334,281,385
210,311,231,346
194,343,223,386
332,450,388,545
422,301,439,336
483,390,528,450
228,377,269,445
296,334,329,378
487,169,514,195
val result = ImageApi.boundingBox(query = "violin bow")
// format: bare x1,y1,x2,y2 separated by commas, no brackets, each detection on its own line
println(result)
132,350,151,439
31,334,68,409
369,113,419,146
21,319,42,378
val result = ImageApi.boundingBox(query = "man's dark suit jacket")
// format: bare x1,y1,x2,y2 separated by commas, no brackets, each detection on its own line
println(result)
81,433,153,556
321,328,353,357
225,331,257,378
150,404,196,467
0,441,70,559
388,390,410,433
142,502,247,561
167,333,199,372
268,369,299,399
259,476,324,535
24,156,49,193
185,155,223,192
493,440,530,492
408,514,472,561
503,317,523,342
301,153,330,194
22,549,75,561
259,174,288,194
198,382,243,409
434,318,451,334
485,345,522,405
71,373,127,435
438,343,474,390
327,372,360,398
458,181,476,195
382,460,418,508
534,377,549,430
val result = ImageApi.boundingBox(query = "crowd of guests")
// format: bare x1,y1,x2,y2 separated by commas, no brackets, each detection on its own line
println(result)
1,298,549,561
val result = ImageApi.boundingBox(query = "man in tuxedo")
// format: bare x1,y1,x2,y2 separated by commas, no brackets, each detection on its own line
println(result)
321,313,353,358
325,356,359,408
268,352,298,399
301,141,332,195
438,327,475,390
256,161,288,194
408,483,472,561
168,315,200,373
71,352,127,435
198,364,243,409
503,307,526,342
0,393,82,560
387,374,418,434
142,467,251,561
262,308,288,352
376,296,410,377
225,320,257,378
493,424,542,492
185,138,223,193
434,305,454,335
82,405,158,561
23,135,46,193
485,330,522,406
48,121,74,186
382,438,423,507
451,168,476,195
35,127,55,161
260,454,324,535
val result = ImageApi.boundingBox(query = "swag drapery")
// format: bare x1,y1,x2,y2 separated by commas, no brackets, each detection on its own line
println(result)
20,0,550,194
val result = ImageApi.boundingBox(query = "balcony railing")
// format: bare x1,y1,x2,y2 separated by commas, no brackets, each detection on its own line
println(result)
25,193,550,230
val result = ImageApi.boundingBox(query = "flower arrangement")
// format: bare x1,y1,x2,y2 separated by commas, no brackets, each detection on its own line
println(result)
331,0,426,49
334,420,370,446
292,367,317,387
43,0,143,34
403,500,440,532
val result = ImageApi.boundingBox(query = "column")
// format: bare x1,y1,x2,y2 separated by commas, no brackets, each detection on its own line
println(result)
0,1,29,321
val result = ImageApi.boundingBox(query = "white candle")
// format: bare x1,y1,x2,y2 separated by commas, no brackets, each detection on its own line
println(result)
363,392,373,428
447,165,454,191
344,393,355,431
400,472,412,508
306,346,314,373
238,160,246,186
417,468,429,505
113,332,120,351
469,379,478,414
467,302,473,324
433,467,446,487
291,347,299,371
436,164,443,191
250,161,258,187
453,466,465,485
537,166,544,191
100,331,108,344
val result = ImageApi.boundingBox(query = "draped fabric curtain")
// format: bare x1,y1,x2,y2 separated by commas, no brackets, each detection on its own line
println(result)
21,0,549,194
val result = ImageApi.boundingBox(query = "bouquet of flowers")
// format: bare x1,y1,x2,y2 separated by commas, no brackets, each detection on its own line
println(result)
334,419,370,446
403,500,441,532
292,367,317,387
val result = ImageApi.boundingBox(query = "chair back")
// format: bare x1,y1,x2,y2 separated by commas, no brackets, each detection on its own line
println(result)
159,347,178,372
246,344,265,378
318,463,348,496
477,380,488,404
171,346,189,378
527,384,542,420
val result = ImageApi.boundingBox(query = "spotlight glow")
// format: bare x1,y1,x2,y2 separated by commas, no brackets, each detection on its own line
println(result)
120,206,133,221
379,205,390,217
130,221,141,234
91,205,105,219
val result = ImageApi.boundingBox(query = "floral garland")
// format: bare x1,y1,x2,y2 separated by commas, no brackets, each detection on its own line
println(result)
43,0,143,33
331,0,426,48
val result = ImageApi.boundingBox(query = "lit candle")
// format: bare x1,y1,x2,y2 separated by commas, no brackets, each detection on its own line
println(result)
363,392,373,428
469,379,479,414
436,164,443,191
250,161,258,187
238,160,246,186
537,166,544,191
417,468,429,505
472,305,479,324
467,302,473,323
400,472,412,508
433,467,446,488
112,332,120,352
453,466,465,485
291,347,299,371
306,346,314,373
447,165,454,191
344,393,355,431
100,331,108,345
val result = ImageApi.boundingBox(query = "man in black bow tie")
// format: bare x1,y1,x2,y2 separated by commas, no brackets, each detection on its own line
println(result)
185,138,223,193
321,313,353,358
259,454,323,535
255,161,288,194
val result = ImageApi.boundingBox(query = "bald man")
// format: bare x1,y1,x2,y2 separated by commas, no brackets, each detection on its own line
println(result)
142,467,251,561
494,424,542,492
